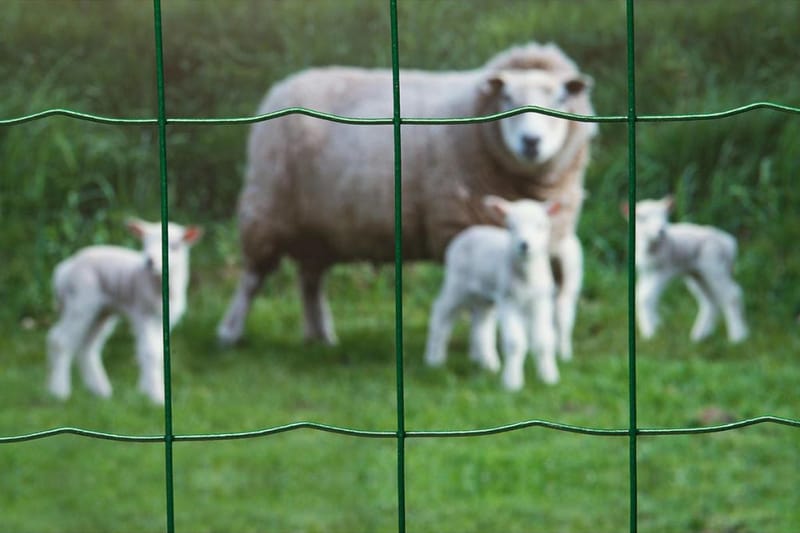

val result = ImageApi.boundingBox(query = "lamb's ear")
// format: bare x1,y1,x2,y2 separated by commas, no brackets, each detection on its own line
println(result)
483,195,510,222
183,226,204,245
662,195,675,212
619,201,630,219
480,74,505,97
126,218,149,238
546,201,561,217
564,74,593,96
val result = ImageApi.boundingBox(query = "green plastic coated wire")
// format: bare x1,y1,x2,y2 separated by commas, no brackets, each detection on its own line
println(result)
388,2,407,533
2,2,800,533
625,0,639,530
3,101,799,128
151,1,176,532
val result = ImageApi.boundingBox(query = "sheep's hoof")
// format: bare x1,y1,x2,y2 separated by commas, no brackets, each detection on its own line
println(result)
217,326,243,348
48,383,71,401
424,352,446,368
501,373,524,392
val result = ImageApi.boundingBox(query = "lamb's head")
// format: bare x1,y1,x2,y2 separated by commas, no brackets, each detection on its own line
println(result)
126,218,203,281
626,196,673,248
484,195,560,261
481,69,593,170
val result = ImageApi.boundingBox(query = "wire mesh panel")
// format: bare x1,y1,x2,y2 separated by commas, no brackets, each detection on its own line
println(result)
1,1,799,532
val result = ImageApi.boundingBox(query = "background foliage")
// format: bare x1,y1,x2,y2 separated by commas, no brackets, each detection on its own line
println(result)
1,1,798,532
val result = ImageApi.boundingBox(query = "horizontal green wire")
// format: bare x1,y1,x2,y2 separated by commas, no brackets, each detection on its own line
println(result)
2,415,798,444
2,101,799,127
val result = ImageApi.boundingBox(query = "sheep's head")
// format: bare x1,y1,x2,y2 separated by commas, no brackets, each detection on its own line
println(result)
126,218,203,279
484,195,559,260
628,196,673,248
481,69,592,169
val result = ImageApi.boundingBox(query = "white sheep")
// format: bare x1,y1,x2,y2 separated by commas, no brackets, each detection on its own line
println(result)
217,42,596,362
624,196,748,343
46,219,203,404
424,196,561,391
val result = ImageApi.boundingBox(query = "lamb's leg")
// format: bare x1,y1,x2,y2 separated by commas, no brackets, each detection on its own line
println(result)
133,316,165,405
529,299,559,385
685,277,718,342
217,263,273,346
635,271,669,339
499,304,527,391
469,305,500,373
298,261,337,345
707,274,748,343
46,305,99,400
552,234,582,361
424,288,463,368
77,313,118,398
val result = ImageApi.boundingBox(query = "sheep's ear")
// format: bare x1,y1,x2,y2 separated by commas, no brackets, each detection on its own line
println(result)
620,201,630,219
564,75,593,96
126,218,148,238
663,195,675,212
480,74,505,97
483,195,509,221
183,226,203,245
546,201,561,217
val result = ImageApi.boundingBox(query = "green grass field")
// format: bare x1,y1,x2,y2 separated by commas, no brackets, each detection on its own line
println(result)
1,1,799,532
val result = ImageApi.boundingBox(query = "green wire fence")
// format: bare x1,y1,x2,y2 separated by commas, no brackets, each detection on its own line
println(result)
2,1,800,533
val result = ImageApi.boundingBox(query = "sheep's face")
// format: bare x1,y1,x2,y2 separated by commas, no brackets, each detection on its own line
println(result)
634,197,672,247
126,219,203,279
484,196,558,261
485,70,590,168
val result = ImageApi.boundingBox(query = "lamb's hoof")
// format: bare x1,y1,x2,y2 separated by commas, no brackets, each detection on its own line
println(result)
729,330,748,344
558,344,573,362
501,372,524,392
481,358,501,374
216,325,242,348
48,382,71,401
87,382,113,399
539,370,560,386
424,352,446,368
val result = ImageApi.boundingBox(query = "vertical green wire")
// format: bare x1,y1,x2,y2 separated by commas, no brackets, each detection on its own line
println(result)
388,1,406,532
625,0,638,532
152,1,176,532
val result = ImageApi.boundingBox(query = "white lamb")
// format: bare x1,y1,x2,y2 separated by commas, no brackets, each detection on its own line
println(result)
46,219,202,404
424,196,561,391
625,196,748,343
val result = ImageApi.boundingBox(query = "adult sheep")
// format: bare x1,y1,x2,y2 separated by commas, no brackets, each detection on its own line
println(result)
218,42,596,361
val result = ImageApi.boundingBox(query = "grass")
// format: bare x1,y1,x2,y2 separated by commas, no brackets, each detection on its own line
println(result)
2,0,800,532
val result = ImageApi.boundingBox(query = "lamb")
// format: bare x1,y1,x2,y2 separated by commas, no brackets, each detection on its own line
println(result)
46,219,202,404
217,42,596,361
424,196,560,391
623,196,748,343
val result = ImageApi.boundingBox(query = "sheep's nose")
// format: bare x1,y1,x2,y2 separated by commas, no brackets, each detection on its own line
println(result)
145,257,155,270
518,241,530,255
521,135,540,159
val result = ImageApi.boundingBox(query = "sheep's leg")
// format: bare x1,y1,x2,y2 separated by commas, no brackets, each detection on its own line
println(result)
706,273,748,343
46,304,100,400
685,277,718,342
77,313,118,399
299,261,337,345
424,289,463,368
469,305,500,373
635,271,669,339
528,299,559,385
132,316,165,405
217,264,273,346
499,304,527,391
552,234,582,361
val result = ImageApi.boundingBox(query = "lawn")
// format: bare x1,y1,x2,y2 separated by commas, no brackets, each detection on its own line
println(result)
1,1,799,532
